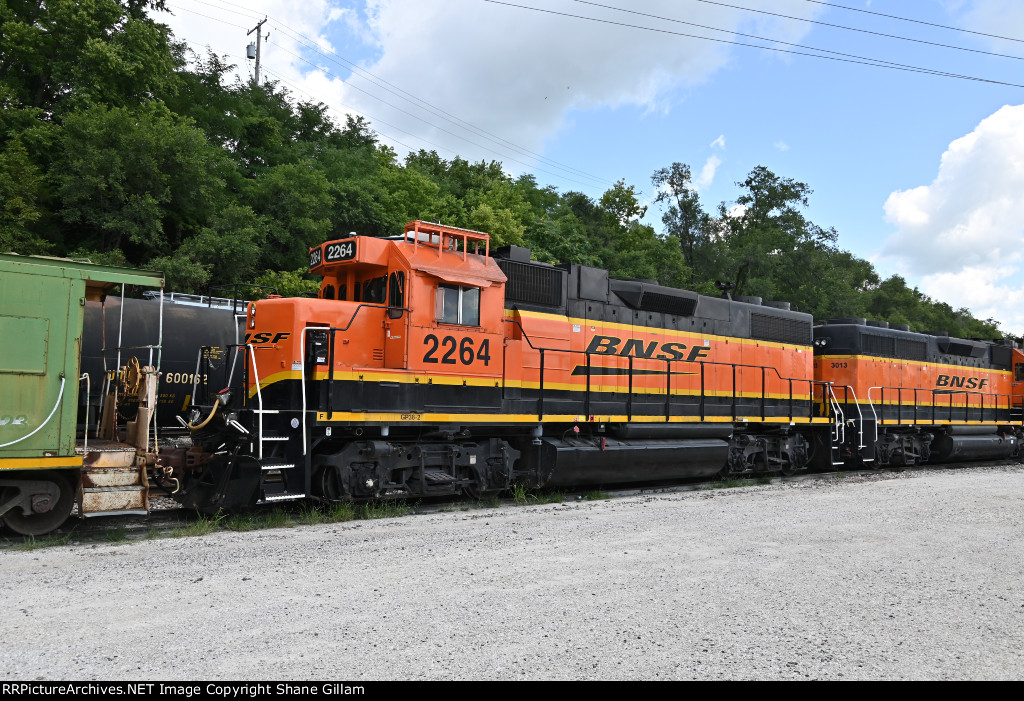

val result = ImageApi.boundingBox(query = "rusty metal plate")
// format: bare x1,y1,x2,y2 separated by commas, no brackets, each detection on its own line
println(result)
81,467,144,488
80,449,137,468
80,487,148,516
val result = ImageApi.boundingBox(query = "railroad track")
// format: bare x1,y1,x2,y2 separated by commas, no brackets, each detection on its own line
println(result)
2,459,1021,547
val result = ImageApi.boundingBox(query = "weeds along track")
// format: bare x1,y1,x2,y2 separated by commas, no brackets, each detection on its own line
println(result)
3,459,1021,549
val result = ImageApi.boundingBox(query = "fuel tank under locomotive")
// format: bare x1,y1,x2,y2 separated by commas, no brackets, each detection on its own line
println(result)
522,424,733,488
929,426,1019,462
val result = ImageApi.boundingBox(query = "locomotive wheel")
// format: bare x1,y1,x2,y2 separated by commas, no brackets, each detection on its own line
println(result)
2,471,74,537
314,465,344,502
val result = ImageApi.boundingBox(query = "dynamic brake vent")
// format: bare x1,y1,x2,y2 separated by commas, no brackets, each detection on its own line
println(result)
638,291,697,316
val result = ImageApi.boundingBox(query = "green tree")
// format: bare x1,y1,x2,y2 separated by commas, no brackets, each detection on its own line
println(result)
0,137,48,253
716,166,835,298
0,0,179,116
652,163,711,286
249,161,333,270
52,103,230,260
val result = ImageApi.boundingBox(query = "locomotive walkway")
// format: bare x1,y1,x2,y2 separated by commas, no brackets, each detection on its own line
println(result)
1,465,1022,680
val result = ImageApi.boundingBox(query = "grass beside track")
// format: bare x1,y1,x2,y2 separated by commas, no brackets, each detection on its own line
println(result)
11,460,1020,549
3,486,595,550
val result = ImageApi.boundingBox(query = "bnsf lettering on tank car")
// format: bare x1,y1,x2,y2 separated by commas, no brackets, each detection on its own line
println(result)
244,332,292,345
936,374,989,390
584,334,711,362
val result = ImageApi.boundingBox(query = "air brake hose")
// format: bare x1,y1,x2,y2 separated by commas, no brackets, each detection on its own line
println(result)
187,401,219,430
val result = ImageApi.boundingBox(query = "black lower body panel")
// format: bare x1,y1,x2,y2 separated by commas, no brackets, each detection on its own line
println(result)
527,436,729,487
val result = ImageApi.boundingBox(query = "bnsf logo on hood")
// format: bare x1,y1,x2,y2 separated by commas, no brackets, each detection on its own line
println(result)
936,374,988,390
585,335,711,362
244,332,291,345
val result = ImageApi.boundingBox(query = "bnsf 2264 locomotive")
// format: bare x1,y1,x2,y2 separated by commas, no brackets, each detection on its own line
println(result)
171,221,1024,510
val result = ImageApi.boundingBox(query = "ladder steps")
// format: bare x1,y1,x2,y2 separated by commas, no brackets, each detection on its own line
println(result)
261,462,296,471
262,493,305,502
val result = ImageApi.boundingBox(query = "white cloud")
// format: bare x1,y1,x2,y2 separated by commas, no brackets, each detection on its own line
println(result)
154,1,357,123
693,155,722,192
157,0,821,174
956,0,1024,53
879,104,1024,334
774,140,789,151
710,135,726,149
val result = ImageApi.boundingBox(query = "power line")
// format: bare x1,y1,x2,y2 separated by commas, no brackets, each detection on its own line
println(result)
269,23,612,187
263,40,615,191
799,0,1024,45
166,8,472,161
692,0,1024,61
572,0,1022,78
168,0,617,189
482,0,1024,89
257,65,435,155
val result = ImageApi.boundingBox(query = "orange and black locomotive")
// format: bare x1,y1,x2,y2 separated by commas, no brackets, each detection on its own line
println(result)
171,221,1024,510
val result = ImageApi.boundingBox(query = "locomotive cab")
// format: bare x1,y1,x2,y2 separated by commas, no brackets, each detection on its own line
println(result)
307,221,507,379
177,222,514,510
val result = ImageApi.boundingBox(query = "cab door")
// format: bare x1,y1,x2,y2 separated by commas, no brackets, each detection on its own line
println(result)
384,269,409,368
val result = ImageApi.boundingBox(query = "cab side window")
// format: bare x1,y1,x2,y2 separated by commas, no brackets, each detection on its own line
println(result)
388,272,405,319
436,284,480,326
363,276,387,304
1016,364,1024,382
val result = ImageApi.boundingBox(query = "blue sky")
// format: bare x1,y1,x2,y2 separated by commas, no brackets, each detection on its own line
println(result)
157,1,1024,333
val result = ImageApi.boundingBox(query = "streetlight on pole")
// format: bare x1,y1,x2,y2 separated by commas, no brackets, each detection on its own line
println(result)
246,18,267,85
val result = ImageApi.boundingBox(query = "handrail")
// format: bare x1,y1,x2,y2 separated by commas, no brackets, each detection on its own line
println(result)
503,315,818,422
844,386,866,448
868,385,1013,425
80,373,90,452
504,315,808,386
246,344,264,459
826,384,845,445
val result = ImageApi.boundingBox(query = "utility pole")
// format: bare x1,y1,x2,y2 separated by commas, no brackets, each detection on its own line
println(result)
247,18,267,84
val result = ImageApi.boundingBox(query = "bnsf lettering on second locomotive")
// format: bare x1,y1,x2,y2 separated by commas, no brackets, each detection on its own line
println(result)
936,374,989,390
244,332,292,345
584,335,710,362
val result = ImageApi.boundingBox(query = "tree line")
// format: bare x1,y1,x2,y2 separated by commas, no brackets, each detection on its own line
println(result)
0,0,1003,339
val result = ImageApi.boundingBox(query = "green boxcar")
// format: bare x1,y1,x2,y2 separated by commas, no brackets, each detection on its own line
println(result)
0,253,163,535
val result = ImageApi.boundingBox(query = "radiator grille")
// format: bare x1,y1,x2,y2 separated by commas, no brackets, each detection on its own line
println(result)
750,313,811,346
895,338,927,361
863,333,894,357
862,333,928,361
496,260,563,307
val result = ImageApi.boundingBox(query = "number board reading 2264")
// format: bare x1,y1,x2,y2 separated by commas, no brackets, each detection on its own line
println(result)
309,241,356,269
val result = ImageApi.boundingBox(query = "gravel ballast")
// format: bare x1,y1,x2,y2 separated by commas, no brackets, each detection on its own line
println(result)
2,466,1023,681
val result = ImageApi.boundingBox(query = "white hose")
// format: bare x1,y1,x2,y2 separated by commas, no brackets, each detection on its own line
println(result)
0,375,66,448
